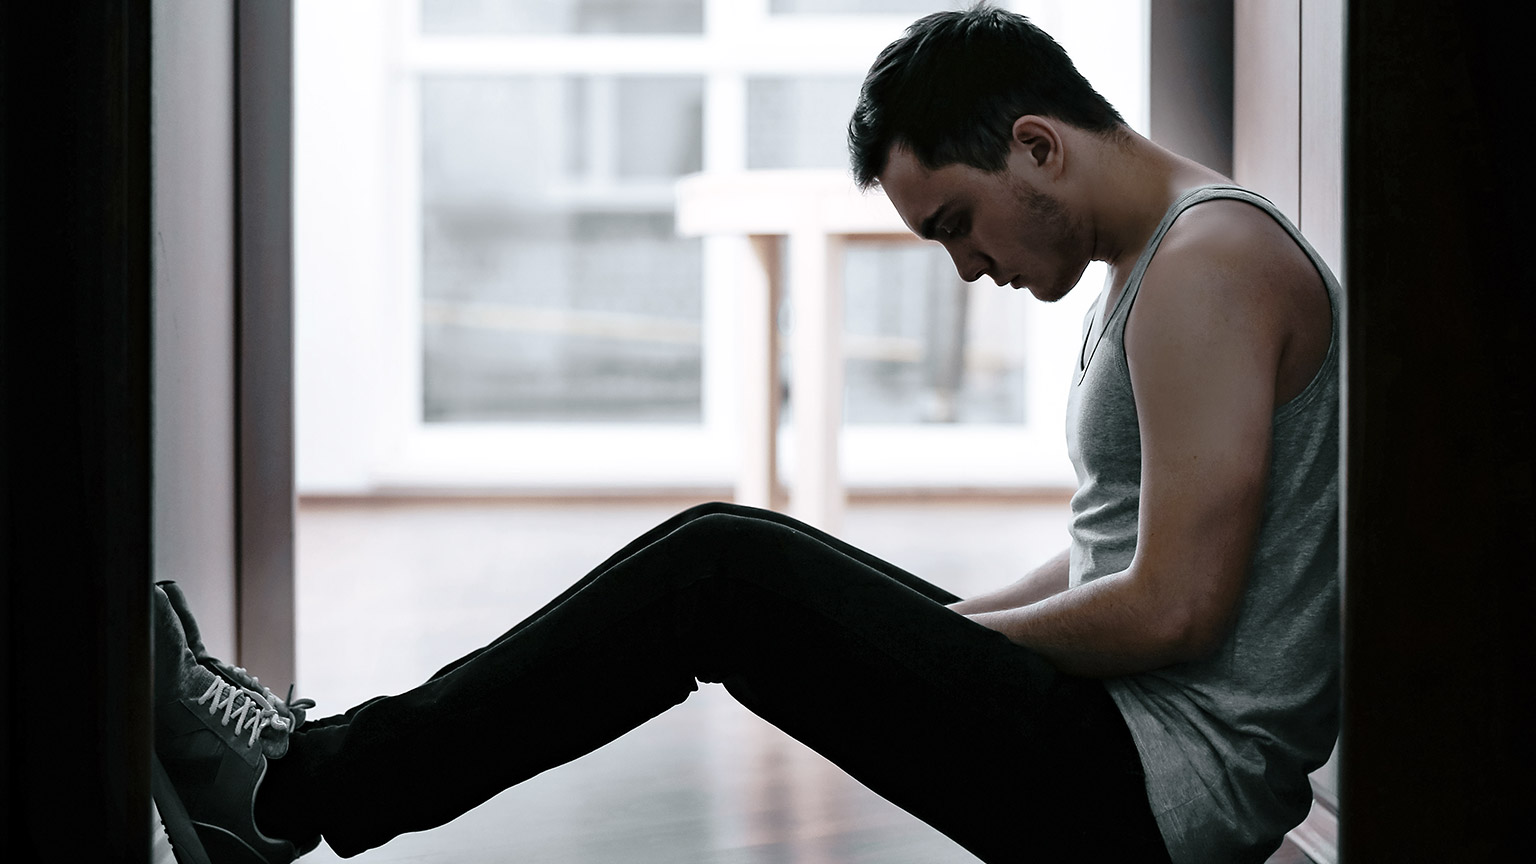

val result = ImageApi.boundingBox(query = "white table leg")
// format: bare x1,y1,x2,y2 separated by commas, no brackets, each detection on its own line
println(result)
735,235,781,511
788,231,845,532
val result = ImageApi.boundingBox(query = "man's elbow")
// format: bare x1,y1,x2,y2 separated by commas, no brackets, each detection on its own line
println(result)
1124,559,1243,666
1150,595,1234,666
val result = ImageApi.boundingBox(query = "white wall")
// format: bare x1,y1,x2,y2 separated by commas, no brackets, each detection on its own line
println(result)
151,0,238,659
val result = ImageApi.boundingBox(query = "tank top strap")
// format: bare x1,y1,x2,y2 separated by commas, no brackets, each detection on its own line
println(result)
1078,184,1276,381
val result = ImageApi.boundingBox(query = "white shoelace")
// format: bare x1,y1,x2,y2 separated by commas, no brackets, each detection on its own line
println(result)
211,663,315,719
227,664,281,704
197,679,283,747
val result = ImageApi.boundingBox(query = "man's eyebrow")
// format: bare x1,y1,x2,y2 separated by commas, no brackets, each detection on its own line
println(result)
917,204,950,241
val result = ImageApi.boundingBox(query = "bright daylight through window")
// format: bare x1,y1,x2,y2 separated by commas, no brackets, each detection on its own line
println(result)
294,0,1147,493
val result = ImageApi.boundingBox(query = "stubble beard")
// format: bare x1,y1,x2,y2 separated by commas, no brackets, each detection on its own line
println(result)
1010,178,1090,303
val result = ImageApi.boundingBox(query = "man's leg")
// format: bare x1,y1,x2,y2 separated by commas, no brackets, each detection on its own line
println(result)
259,510,1168,861
423,502,949,678
308,501,946,728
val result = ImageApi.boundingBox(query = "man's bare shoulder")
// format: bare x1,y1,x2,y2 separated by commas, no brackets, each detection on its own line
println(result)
1133,197,1331,406
1149,198,1317,297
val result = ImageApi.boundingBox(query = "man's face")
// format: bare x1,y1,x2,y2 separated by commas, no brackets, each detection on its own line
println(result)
877,145,1090,302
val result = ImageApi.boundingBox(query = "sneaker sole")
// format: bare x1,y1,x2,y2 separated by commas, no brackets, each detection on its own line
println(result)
151,753,214,864
152,753,297,864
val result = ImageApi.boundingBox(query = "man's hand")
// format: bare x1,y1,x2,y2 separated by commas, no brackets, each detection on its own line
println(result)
947,548,1070,616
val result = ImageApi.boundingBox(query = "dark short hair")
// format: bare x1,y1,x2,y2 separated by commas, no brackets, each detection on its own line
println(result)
848,4,1125,189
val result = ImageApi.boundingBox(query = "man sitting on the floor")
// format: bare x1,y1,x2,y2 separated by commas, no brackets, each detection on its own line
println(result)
151,7,1340,863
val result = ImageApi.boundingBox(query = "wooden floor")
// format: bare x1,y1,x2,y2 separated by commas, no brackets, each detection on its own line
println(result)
154,496,1313,862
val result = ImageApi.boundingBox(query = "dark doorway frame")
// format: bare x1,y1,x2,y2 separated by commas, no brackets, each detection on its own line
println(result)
1,3,154,860
1339,0,1533,858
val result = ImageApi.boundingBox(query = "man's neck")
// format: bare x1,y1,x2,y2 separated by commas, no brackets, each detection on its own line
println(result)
1075,129,1229,275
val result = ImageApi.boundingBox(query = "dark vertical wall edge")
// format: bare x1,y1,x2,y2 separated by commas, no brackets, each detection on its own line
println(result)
235,0,297,688
1,2,153,860
1340,1,1534,859
0,3,12,845
1149,0,1234,176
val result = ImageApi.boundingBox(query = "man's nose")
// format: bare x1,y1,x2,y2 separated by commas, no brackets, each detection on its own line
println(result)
945,246,988,283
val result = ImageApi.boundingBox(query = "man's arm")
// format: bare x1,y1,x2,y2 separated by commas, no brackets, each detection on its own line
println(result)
948,548,1070,615
965,205,1295,677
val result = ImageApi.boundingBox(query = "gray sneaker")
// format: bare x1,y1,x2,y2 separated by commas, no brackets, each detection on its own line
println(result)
151,583,320,863
157,580,315,752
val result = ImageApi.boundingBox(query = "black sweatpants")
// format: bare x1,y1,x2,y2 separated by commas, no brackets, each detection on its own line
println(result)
262,503,1171,862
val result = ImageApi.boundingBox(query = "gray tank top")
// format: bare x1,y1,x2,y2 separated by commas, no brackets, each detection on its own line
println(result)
1065,185,1341,863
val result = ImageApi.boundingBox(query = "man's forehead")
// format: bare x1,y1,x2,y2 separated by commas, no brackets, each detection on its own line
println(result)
878,144,929,187
878,147,947,237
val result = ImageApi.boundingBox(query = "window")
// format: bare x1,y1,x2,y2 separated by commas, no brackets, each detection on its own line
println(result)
294,0,1148,493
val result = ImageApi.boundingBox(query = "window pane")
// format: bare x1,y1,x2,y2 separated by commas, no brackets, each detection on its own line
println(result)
421,75,705,423
841,245,1028,425
746,76,862,171
421,0,705,35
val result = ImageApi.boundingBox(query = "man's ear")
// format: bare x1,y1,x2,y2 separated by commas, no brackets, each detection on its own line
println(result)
1010,115,1064,176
